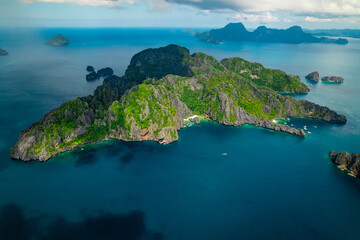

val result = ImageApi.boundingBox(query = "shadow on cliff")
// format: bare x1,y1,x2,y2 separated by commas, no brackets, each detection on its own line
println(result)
0,203,163,240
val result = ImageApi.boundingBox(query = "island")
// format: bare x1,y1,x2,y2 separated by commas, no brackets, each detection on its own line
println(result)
329,151,360,178
45,34,69,47
322,76,344,83
10,45,346,161
305,72,319,82
87,66,95,72
0,48,8,56
195,23,348,45
305,29,360,39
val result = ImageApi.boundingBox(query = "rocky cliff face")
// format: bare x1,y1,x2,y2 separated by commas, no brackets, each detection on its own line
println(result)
11,45,346,161
329,151,360,178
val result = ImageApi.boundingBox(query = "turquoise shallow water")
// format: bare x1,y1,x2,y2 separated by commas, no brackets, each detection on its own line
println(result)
0,28,359,240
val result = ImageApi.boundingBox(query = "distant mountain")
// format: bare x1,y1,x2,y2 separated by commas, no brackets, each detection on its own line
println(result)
195,23,348,45
305,29,360,38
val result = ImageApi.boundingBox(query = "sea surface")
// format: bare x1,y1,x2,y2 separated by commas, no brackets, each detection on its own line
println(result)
0,28,360,240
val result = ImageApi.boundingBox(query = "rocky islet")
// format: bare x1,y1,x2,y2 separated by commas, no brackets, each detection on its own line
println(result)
305,72,320,82
322,76,344,83
0,48,8,56
45,34,70,47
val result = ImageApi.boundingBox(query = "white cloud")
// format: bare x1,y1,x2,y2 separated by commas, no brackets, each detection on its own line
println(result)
145,0,171,12
21,0,134,8
166,0,360,16
21,0,174,11
19,0,360,24
305,16,333,22
231,12,279,22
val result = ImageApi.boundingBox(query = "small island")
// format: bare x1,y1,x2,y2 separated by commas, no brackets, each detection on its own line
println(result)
329,151,360,178
0,48,8,56
45,34,69,47
195,23,349,45
306,29,360,39
305,72,319,82
322,76,344,83
10,45,346,161
86,67,114,81
86,66,95,72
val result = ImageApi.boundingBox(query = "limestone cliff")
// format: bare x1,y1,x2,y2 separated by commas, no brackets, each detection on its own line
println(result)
329,151,360,178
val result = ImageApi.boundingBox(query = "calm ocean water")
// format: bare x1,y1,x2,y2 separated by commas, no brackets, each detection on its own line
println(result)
0,28,360,240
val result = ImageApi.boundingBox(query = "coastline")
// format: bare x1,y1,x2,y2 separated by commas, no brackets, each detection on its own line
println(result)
27,117,310,162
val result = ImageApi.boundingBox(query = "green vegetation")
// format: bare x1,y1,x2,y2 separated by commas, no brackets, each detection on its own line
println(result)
25,98,108,157
110,84,178,139
180,87,207,114
221,57,309,93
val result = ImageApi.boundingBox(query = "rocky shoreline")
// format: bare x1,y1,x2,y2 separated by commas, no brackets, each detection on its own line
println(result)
329,151,360,178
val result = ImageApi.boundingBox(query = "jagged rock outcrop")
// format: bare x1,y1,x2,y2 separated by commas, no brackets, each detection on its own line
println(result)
305,72,319,82
86,72,99,81
189,117,200,124
322,76,344,83
195,23,348,45
329,151,360,178
45,34,69,47
0,48,8,56
97,67,114,77
87,66,95,72
10,45,346,161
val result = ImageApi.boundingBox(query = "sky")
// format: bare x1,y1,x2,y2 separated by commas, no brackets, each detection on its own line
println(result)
1,0,360,29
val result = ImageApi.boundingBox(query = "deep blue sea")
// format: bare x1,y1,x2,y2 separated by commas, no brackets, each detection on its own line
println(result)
0,28,360,240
